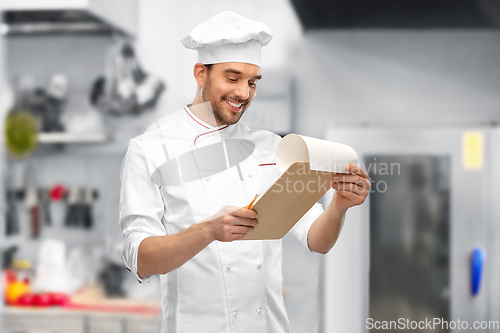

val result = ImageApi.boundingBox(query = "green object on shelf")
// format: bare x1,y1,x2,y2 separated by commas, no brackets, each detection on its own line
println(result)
4,110,38,158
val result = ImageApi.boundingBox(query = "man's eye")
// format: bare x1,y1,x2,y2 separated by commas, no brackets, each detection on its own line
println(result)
227,78,238,82
249,82,257,88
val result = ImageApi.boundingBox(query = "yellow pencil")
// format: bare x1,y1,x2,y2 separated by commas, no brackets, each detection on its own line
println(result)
246,193,260,209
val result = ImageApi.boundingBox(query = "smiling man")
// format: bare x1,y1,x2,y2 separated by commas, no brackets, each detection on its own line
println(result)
193,62,261,126
119,11,370,333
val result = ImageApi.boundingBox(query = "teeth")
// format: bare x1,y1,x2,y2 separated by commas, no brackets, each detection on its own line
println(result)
226,99,242,108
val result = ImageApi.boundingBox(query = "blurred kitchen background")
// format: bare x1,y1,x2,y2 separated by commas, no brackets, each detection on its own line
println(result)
1,0,500,332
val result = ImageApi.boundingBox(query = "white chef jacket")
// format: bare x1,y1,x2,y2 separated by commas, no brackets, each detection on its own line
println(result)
119,106,324,333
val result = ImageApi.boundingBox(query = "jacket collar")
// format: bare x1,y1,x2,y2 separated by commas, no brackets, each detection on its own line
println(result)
184,105,228,130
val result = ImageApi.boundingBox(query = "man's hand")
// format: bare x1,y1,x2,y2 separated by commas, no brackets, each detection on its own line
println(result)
201,205,258,242
138,206,257,277
330,164,370,209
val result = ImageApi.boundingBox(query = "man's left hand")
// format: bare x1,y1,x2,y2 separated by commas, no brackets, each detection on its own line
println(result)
330,164,370,209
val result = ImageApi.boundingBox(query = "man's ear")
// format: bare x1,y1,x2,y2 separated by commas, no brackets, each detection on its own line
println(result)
193,63,208,87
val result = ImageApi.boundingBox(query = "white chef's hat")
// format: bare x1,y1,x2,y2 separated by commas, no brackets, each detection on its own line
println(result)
181,11,273,67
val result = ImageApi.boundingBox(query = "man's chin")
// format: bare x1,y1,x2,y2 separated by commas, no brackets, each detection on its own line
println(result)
221,114,242,126
222,115,241,126
216,107,245,125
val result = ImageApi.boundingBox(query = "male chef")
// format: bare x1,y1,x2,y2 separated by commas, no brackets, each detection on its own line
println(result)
119,11,370,333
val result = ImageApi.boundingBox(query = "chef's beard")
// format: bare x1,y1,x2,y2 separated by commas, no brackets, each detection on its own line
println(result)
202,74,249,126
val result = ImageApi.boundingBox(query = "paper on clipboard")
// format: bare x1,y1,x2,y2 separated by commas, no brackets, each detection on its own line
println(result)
242,134,358,240
275,134,358,173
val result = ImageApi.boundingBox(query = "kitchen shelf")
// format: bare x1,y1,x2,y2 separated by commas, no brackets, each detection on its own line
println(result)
38,132,106,144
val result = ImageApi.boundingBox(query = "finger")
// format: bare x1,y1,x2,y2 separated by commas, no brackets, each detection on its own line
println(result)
333,174,370,186
346,164,369,179
232,233,247,241
232,217,259,227
335,183,370,196
231,225,255,235
332,182,363,194
221,213,258,228
232,207,258,219
336,189,366,204
332,179,370,193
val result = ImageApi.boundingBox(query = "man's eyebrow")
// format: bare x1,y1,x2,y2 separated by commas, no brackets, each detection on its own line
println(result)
224,69,262,80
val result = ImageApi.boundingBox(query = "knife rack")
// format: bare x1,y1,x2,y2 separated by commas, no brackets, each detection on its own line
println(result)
6,189,99,201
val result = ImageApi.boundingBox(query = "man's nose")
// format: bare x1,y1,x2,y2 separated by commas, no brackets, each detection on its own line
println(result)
234,82,249,100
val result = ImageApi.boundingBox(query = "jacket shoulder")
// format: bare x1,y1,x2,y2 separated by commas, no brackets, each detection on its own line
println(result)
143,109,186,134
129,109,186,144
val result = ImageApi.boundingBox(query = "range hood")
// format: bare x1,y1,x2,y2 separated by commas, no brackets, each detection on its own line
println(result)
290,0,500,29
0,0,136,36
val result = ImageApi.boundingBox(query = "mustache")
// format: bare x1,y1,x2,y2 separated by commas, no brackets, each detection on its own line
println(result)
224,96,248,104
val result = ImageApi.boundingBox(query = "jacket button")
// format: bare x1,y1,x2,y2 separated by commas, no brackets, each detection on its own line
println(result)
256,263,261,269
232,311,238,317
256,308,262,314
205,177,210,181
247,173,253,178
226,265,231,270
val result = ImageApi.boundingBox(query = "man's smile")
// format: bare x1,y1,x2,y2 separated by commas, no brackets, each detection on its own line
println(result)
224,99,244,112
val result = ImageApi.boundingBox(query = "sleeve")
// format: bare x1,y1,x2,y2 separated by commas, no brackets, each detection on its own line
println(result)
289,202,324,251
119,138,166,283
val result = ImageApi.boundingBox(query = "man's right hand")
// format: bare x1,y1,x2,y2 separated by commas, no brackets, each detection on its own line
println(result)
201,205,258,242
137,205,258,277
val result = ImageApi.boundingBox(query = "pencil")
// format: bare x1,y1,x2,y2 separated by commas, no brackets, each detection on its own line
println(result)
246,193,260,209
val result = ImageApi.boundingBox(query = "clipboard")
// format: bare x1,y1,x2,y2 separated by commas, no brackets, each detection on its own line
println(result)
242,161,334,240
241,134,358,240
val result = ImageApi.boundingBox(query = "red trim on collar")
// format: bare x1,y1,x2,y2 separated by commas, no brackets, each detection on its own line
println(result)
258,163,276,166
184,107,210,129
194,125,229,145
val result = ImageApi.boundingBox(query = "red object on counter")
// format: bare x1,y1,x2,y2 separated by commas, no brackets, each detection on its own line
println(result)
13,292,70,307
49,184,67,201
33,293,52,307
17,293,35,306
48,292,70,306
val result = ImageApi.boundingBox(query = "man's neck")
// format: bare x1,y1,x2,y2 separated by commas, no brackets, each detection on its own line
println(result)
190,98,221,127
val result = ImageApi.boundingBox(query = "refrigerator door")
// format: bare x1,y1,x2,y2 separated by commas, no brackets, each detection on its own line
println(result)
322,127,496,333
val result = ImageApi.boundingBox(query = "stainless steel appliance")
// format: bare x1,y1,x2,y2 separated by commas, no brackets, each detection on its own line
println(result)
321,126,500,333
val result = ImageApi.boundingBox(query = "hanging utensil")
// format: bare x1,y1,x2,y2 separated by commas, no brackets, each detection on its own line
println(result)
24,165,40,238
82,188,94,229
125,42,165,112
6,190,20,236
41,189,52,227
90,39,165,116
64,186,79,227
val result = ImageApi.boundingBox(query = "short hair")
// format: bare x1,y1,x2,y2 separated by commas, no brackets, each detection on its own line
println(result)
204,64,213,73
